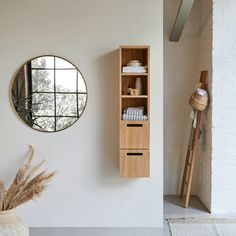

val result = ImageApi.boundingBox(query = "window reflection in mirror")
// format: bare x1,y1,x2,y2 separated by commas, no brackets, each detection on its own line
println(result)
12,56,87,132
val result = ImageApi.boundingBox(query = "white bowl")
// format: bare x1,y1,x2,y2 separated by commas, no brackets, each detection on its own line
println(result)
127,62,142,67
129,60,140,63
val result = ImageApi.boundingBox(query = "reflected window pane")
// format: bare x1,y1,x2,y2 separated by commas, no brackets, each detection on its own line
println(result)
56,94,77,116
31,56,54,69
12,56,88,133
78,72,87,92
56,117,77,131
78,94,87,115
55,57,75,69
32,93,55,116
55,70,77,92
32,70,54,92
32,117,55,132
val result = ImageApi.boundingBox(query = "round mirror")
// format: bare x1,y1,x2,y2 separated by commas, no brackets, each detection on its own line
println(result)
11,55,88,132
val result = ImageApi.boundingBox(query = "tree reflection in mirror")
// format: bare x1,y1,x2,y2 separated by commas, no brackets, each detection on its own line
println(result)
12,56,88,132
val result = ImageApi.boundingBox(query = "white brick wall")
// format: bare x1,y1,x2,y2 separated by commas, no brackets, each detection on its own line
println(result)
211,0,236,214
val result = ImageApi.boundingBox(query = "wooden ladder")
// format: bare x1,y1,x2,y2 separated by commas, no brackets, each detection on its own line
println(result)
180,71,208,208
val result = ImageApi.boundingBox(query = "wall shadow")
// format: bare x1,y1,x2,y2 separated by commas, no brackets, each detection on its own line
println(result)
93,49,137,186
96,50,120,184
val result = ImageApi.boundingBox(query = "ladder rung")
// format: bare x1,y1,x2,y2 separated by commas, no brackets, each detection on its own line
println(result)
180,72,206,207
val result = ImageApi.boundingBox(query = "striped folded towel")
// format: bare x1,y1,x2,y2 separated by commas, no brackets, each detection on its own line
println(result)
124,107,144,116
123,114,148,121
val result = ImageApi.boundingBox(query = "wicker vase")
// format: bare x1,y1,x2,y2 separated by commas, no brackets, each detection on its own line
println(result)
0,209,29,236
189,89,208,111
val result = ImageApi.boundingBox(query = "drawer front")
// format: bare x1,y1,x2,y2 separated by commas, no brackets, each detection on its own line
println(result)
120,121,149,149
120,150,150,177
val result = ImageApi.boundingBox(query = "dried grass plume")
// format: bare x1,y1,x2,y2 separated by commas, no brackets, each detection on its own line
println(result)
0,145,56,211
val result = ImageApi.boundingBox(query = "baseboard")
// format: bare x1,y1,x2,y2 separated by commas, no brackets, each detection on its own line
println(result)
30,227,163,236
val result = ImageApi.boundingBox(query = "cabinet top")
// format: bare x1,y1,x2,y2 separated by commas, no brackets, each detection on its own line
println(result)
119,45,150,50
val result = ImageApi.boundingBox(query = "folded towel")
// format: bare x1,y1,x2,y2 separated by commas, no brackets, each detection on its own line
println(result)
124,107,144,116
196,88,208,97
122,66,147,73
123,114,148,121
190,109,198,128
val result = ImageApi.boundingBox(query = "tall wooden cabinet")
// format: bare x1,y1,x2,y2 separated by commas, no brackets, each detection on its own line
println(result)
119,46,150,177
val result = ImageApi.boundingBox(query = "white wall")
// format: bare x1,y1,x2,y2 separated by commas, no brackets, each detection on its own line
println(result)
197,0,212,211
164,0,200,195
0,0,163,227
211,0,236,214
164,1,214,209
165,0,236,215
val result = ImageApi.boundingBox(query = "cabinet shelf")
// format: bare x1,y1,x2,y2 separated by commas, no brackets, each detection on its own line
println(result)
121,76,148,96
121,73,148,76
119,45,150,178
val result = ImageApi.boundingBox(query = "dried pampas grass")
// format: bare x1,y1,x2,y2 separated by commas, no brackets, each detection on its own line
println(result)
0,145,56,211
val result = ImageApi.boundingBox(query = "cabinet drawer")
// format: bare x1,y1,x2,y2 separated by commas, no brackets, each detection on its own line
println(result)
120,150,150,177
120,121,149,149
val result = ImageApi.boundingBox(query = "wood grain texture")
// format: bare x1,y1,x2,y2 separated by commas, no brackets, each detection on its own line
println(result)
180,71,208,207
120,150,150,177
120,121,149,149
119,46,150,178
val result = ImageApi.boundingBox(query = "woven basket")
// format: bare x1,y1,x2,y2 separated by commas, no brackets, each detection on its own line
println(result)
189,90,208,111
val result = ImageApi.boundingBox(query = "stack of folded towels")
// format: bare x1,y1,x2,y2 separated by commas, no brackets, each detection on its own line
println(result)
122,60,147,73
123,107,148,121
122,66,147,73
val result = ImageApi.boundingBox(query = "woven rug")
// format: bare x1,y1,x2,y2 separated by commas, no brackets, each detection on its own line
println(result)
168,218,236,236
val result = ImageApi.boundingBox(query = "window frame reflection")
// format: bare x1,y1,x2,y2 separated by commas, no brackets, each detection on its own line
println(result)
12,55,88,132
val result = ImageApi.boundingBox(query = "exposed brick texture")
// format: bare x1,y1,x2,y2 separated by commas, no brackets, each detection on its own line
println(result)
211,0,236,214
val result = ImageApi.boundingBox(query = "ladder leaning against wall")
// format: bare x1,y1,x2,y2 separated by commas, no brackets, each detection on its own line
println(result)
180,71,208,208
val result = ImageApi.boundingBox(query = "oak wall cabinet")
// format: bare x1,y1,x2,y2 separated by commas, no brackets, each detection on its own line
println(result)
119,46,150,177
